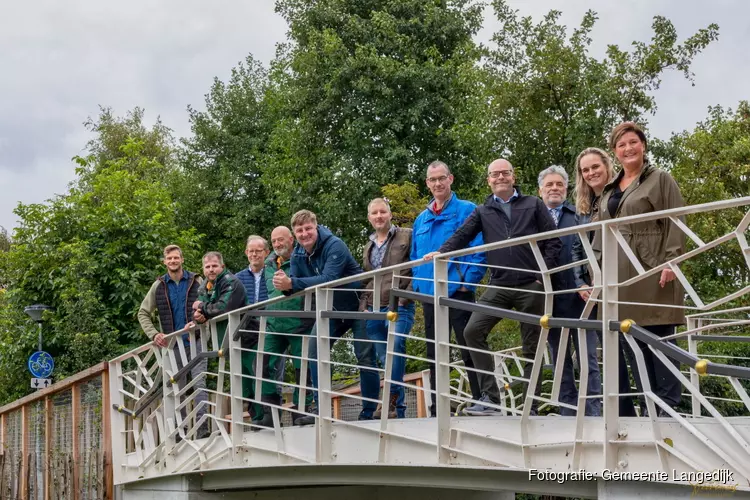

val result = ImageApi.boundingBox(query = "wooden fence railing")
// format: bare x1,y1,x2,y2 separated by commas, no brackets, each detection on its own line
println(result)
0,362,112,500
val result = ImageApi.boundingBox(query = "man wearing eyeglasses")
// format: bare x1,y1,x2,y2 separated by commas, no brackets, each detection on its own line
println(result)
425,159,562,416
411,160,486,416
236,236,274,424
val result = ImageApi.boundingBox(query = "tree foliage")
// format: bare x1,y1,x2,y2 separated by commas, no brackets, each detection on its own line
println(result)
458,0,720,190
263,0,486,243
653,101,750,305
0,1,741,404
178,56,275,271
0,111,201,395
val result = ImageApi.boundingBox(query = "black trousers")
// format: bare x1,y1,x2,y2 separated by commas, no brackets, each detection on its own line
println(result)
618,324,681,416
423,290,482,414
463,281,544,407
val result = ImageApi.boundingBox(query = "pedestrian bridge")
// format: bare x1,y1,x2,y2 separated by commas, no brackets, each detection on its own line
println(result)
110,196,750,499
14,197,750,499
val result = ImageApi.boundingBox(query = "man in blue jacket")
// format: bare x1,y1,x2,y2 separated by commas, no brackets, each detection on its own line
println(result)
272,210,378,424
426,159,561,416
138,245,207,439
411,160,486,416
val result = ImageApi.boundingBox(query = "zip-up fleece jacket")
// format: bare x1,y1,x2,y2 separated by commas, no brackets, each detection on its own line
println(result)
195,268,248,321
439,190,562,286
289,225,363,312
264,252,313,334
138,271,202,339
410,193,486,296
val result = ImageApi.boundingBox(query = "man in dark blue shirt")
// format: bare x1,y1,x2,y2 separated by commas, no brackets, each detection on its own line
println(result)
235,235,284,428
138,245,207,439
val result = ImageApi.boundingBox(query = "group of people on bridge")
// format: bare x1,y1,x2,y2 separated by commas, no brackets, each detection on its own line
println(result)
137,120,687,435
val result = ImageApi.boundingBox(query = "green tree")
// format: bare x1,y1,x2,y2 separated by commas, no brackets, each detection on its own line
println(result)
264,0,485,244
457,0,719,190
0,111,201,402
0,226,10,253
653,101,750,306
652,101,750,416
178,56,276,271
79,107,177,187
381,182,428,228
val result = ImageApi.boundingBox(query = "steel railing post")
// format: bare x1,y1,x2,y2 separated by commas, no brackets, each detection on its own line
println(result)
228,311,245,461
434,257,451,464
688,317,701,418
315,288,334,463
601,223,620,470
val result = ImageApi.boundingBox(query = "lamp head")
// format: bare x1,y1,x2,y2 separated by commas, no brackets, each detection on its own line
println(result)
24,304,53,323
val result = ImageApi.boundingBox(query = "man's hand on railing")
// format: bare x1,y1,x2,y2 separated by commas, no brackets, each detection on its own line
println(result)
193,310,207,324
578,285,591,301
423,251,441,261
153,333,168,348
659,268,676,288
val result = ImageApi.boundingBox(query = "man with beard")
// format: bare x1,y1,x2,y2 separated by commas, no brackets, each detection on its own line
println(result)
193,251,248,340
138,245,208,438
273,210,378,425
361,198,414,418
252,226,316,427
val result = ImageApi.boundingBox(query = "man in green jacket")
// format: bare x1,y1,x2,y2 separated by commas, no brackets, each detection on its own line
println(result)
254,226,315,427
193,251,252,417
193,251,248,347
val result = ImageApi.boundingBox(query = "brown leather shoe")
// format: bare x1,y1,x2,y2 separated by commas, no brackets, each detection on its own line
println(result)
374,393,399,419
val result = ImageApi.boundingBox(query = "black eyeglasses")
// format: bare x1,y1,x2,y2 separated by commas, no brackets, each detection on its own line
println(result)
488,170,513,179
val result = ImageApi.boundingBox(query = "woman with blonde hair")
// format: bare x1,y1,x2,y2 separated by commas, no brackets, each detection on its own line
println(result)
568,147,617,417
572,147,617,299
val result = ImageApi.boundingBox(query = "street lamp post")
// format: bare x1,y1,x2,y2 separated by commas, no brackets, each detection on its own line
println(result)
24,304,53,352
24,304,52,500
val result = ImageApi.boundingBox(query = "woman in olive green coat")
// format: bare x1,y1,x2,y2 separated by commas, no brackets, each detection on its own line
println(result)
596,121,686,416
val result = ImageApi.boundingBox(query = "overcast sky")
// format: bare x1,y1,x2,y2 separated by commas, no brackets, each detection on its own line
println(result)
1,0,747,231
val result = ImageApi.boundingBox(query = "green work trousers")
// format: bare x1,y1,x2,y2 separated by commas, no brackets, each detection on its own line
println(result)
260,331,313,410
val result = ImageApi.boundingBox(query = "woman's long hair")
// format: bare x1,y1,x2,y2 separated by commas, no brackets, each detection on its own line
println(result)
574,147,617,215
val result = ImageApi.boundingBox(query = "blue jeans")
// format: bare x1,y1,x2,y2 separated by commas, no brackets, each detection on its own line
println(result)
308,317,379,418
548,328,602,416
366,304,415,418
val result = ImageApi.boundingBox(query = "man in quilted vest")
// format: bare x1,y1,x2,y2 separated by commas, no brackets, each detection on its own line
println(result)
236,235,283,425
138,245,208,439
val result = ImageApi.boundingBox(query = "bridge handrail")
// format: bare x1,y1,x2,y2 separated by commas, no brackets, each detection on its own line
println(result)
106,194,750,490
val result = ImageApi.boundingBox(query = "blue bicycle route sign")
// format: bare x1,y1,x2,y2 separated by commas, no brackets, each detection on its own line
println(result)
28,351,54,379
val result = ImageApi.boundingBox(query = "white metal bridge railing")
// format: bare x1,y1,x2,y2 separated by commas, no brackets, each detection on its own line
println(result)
109,196,750,491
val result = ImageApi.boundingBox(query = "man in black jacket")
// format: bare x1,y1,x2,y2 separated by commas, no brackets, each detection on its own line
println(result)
425,159,561,416
193,251,248,344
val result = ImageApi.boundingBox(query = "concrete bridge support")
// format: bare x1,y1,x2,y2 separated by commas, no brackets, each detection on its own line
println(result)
120,481,514,500
117,465,750,500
